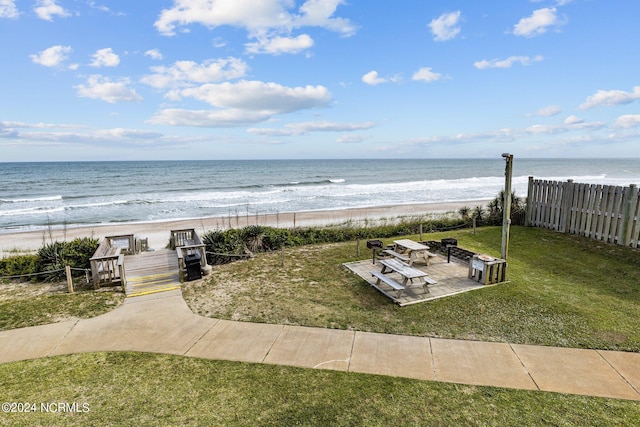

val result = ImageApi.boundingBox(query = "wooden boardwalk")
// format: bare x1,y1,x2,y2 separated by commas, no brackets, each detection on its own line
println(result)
124,249,181,297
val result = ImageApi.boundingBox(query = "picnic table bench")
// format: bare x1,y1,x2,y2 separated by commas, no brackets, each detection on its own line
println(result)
370,258,437,298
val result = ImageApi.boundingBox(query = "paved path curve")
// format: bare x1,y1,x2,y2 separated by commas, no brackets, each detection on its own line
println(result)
1,290,639,401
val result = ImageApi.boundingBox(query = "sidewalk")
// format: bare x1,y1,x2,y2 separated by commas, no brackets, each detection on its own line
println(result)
1,290,639,401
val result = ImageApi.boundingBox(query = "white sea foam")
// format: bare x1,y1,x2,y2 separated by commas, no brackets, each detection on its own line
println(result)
1,159,638,230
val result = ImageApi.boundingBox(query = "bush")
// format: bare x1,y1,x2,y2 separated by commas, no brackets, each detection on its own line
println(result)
0,237,99,282
202,216,468,266
0,254,39,281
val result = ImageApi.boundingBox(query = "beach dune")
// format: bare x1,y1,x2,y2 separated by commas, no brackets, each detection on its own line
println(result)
0,201,484,254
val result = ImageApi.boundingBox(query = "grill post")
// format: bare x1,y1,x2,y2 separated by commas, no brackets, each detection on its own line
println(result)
366,240,383,264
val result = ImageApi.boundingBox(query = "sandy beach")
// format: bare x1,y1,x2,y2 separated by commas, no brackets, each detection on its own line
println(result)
0,200,486,254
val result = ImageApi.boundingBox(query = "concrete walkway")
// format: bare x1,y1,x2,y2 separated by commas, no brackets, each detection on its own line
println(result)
1,290,639,401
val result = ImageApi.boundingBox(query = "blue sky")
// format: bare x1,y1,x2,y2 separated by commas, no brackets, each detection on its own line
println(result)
1,0,639,161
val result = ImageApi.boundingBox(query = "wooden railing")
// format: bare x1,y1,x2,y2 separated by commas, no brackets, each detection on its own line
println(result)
170,229,208,281
90,234,146,290
526,178,640,248
90,239,126,290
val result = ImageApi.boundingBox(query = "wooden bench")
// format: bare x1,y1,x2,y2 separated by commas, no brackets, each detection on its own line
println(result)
384,247,438,266
424,276,438,285
381,249,410,263
371,270,406,296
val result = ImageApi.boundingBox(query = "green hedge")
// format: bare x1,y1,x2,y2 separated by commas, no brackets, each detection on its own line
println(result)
202,217,468,265
0,237,99,282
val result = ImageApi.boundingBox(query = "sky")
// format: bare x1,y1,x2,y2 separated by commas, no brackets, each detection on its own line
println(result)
1,0,639,161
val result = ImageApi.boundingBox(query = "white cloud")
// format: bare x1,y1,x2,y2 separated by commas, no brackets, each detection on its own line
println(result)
337,134,368,144
144,49,163,60
150,80,332,127
474,55,543,69
513,7,565,37
579,86,640,110
0,121,174,147
30,45,72,68
362,71,386,86
154,0,356,38
564,115,583,125
248,120,375,136
0,120,86,130
532,105,561,117
175,80,331,112
141,57,248,89
34,0,69,21
148,108,273,127
526,118,603,134
90,48,120,68
408,116,606,147
412,67,442,82
429,11,462,41
245,34,314,55
75,75,143,103
0,0,19,18
613,114,640,129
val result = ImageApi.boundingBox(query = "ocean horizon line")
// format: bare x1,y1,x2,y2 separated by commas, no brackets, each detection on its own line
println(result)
1,156,639,164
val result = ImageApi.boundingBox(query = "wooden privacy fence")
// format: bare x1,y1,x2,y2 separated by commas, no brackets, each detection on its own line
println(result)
525,178,640,248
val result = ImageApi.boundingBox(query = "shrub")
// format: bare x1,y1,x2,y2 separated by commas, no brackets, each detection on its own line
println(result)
202,216,468,266
0,254,39,281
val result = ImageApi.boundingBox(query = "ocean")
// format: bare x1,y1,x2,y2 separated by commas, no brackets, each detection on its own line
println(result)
1,158,639,233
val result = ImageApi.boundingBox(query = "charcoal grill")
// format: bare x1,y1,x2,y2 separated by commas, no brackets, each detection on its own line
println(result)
441,238,458,263
366,240,384,264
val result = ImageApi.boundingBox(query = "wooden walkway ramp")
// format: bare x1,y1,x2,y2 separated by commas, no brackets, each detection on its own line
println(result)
124,249,181,297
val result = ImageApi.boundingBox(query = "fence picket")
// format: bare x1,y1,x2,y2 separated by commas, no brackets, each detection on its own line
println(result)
527,179,640,248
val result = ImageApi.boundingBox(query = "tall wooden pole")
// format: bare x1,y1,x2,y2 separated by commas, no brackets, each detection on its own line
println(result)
501,154,513,262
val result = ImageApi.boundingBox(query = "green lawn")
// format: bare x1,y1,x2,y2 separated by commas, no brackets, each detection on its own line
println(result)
0,283,123,331
1,352,638,426
183,226,640,351
2,226,640,425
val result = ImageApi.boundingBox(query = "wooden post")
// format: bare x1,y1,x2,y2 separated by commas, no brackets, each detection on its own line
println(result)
473,216,477,234
281,245,285,267
561,179,574,233
621,184,639,246
293,212,296,230
501,154,513,264
65,265,73,293
356,239,360,256
525,176,534,227
419,224,423,241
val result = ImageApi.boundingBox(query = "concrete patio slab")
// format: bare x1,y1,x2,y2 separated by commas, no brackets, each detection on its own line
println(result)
187,319,283,363
0,321,77,363
598,350,640,395
264,325,354,371
349,332,434,380
512,344,640,400
431,338,537,390
51,291,216,356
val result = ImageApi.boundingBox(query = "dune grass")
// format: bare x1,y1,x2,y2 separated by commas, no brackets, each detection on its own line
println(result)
1,352,639,426
183,226,640,351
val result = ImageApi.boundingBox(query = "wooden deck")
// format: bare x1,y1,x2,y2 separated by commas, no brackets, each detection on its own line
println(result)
344,254,488,306
124,249,181,297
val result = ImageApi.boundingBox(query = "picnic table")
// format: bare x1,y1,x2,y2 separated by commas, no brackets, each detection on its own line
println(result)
370,258,437,298
383,239,437,266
